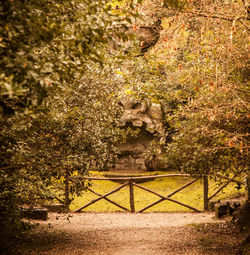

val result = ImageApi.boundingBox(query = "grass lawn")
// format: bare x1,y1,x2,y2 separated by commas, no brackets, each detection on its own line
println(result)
70,171,245,213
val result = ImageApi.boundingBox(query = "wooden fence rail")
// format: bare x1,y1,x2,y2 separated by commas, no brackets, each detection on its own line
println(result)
72,173,243,213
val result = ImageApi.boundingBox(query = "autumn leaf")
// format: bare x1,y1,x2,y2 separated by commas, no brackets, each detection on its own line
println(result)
164,37,168,42
240,142,243,153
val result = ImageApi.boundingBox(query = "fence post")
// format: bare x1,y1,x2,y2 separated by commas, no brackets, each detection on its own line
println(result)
203,175,209,211
129,179,135,213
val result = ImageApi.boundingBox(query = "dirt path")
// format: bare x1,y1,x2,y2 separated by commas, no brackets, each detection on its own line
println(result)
19,212,242,255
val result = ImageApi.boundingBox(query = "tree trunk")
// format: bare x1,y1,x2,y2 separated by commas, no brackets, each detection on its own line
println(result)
244,172,250,202
65,171,70,212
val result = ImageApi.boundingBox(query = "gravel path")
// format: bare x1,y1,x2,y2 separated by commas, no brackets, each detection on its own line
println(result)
25,212,225,255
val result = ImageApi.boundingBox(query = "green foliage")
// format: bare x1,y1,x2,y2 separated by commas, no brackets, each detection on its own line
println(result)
123,0,249,177
14,62,128,209
0,0,135,245
161,1,249,175
163,0,186,9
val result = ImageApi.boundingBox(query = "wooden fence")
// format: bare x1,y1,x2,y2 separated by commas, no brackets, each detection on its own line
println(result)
72,173,244,213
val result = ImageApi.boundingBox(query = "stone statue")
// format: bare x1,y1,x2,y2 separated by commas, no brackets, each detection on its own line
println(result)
119,96,165,137
114,95,168,171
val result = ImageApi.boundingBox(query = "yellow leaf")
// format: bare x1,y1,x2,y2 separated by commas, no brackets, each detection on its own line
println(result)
115,70,125,76
161,18,171,29
124,89,132,95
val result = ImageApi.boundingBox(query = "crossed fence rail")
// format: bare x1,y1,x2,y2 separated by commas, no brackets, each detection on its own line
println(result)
72,172,244,213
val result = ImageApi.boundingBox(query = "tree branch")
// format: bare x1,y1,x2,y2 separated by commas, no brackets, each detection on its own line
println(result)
185,10,248,22
235,88,250,93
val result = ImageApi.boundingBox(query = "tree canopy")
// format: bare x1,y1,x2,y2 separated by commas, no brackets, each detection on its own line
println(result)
118,0,249,176
0,0,137,243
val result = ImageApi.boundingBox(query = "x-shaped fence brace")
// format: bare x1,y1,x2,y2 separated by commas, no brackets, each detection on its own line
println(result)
73,171,244,213
73,175,203,213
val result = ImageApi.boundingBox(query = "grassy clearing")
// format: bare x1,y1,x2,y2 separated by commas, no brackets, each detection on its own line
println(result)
70,171,245,212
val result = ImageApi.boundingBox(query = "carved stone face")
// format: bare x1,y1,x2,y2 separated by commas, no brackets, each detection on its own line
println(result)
118,96,164,137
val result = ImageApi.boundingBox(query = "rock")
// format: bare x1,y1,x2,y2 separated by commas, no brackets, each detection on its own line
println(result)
209,199,221,211
215,200,242,218
21,208,48,220
232,202,250,232
215,202,230,218
43,203,65,213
